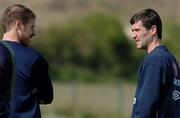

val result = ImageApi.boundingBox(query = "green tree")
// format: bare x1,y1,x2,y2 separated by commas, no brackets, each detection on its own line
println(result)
31,12,137,82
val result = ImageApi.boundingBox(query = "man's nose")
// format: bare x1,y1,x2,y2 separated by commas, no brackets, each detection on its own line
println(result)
132,33,136,39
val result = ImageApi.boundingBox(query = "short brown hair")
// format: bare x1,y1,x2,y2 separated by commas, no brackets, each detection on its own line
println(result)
1,4,36,32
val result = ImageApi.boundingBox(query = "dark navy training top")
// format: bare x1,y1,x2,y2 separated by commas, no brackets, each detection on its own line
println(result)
132,45,180,118
5,41,53,118
0,41,14,118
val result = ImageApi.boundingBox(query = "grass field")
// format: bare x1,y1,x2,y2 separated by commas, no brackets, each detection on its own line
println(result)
41,82,135,118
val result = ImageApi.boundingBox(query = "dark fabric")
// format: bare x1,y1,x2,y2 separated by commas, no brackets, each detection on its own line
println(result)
5,41,53,118
131,45,180,118
0,42,14,118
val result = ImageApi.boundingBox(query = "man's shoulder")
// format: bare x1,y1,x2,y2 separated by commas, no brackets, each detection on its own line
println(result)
4,41,43,63
18,47,43,64
9,42,42,58
143,46,176,68
24,47,41,57
0,42,8,53
148,46,173,60
0,42,12,62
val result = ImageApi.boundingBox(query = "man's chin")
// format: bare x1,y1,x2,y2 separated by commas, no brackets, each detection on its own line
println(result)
136,45,142,49
137,46,144,50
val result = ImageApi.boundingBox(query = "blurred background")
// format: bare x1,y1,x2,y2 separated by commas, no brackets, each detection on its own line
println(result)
1,0,180,118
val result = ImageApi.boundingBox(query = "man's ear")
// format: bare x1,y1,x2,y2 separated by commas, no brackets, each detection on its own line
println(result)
151,25,157,35
15,20,23,31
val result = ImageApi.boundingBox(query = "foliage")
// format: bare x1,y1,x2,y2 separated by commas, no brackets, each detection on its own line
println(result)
31,12,137,81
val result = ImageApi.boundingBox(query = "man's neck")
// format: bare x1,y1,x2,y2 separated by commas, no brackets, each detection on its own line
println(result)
2,31,20,43
147,39,161,54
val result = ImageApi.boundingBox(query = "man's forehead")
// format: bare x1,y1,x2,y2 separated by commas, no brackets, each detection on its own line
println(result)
131,21,143,28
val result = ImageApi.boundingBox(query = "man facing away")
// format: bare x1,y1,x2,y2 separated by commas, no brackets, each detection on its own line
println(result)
1,4,53,118
0,41,14,118
130,8,180,118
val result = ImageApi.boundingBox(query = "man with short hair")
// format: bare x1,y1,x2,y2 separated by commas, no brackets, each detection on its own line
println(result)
130,8,180,118
1,4,53,118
